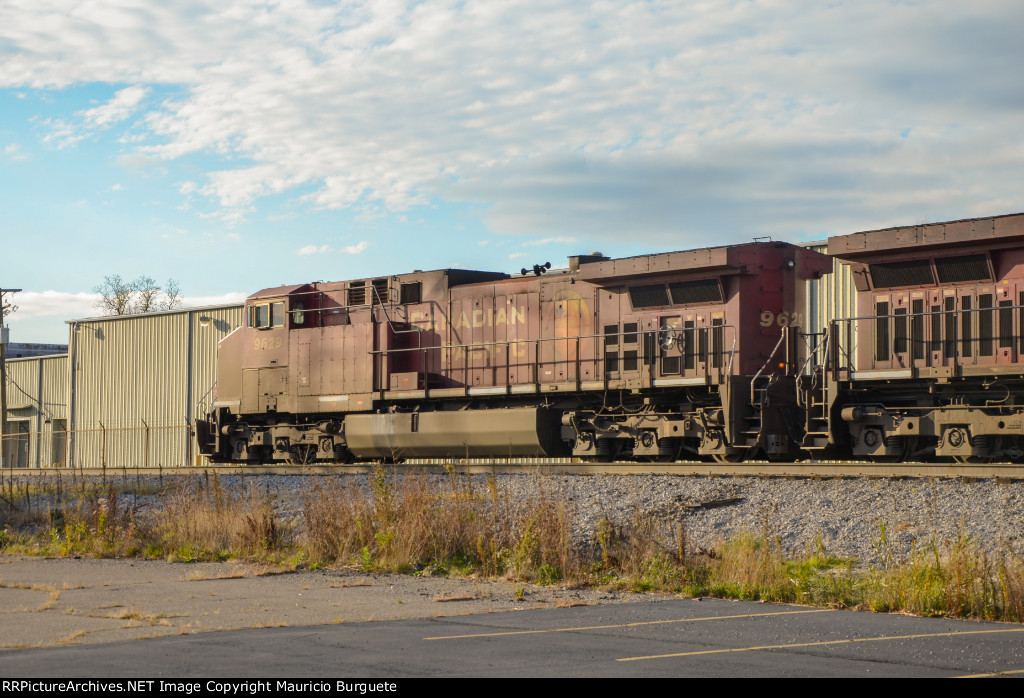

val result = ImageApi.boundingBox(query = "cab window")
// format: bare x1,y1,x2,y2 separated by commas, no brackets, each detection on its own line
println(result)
249,301,285,329
291,301,306,326
271,301,286,327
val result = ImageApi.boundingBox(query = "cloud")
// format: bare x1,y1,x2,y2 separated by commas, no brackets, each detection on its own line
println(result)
522,236,577,247
40,118,85,149
41,85,150,147
341,241,370,255
297,244,330,255
9,291,99,320
79,85,149,127
181,292,248,307
1,1,1023,238
3,143,29,161
507,252,526,260
10,290,249,323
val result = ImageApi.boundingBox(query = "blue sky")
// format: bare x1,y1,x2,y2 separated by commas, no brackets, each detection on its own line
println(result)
2,0,1023,344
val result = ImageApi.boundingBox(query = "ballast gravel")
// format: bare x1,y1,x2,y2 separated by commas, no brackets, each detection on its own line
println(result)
10,471,1023,565
241,472,1024,565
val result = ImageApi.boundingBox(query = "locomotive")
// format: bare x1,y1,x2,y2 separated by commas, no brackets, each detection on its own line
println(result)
197,241,832,463
811,213,1024,463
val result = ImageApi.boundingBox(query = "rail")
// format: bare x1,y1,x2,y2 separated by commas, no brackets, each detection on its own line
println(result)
5,459,1024,479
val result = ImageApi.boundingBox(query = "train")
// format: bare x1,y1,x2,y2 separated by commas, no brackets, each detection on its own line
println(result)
196,213,1024,465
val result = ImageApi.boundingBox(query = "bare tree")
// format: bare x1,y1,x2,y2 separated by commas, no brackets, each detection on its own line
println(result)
94,275,184,315
94,275,136,315
133,275,161,313
160,279,183,311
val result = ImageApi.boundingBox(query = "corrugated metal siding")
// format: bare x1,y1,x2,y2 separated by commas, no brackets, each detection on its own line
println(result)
68,305,243,468
4,355,68,467
806,242,857,366
190,306,245,422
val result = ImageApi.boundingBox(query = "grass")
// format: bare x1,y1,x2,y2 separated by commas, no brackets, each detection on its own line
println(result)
302,466,573,580
2,468,1024,623
1,472,290,562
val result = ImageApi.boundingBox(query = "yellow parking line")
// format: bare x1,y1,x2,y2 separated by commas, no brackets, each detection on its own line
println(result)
617,627,1024,661
956,668,1024,678
423,608,833,640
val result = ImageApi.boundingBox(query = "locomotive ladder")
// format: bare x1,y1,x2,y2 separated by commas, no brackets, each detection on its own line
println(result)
799,329,832,454
744,330,789,451
742,382,769,449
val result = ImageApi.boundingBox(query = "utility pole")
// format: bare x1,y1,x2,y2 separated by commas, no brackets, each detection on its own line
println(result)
0,288,22,468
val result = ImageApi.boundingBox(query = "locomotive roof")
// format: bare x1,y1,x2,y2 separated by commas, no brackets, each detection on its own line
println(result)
576,240,829,283
246,269,511,300
245,241,831,299
828,212,1024,259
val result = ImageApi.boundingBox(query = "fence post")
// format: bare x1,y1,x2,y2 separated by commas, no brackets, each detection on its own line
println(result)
142,419,150,470
99,421,107,485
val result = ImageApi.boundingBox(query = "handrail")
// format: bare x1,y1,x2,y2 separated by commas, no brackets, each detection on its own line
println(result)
796,331,828,410
195,380,217,417
368,324,742,392
830,300,1024,323
827,300,1024,372
367,324,739,357
749,328,788,405
799,330,827,377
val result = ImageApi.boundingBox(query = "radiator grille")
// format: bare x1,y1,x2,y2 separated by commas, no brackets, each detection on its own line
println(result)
629,284,669,308
669,279,723,305
935,254,991,284
869,260,934,288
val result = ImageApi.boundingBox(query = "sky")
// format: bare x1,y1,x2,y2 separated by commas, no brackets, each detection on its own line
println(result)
2,0,1023,344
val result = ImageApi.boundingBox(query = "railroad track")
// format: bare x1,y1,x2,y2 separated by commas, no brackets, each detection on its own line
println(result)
4,461,1024,479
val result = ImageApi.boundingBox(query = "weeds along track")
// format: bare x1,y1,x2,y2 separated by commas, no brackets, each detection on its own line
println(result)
3,467,1024,621
3,467,1023,563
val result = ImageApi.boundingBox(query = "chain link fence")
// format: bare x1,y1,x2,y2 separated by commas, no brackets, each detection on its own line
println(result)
1,423,198,470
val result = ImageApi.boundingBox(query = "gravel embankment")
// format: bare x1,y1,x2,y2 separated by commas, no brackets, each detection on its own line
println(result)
8,472,1024,565
247,473,1024,564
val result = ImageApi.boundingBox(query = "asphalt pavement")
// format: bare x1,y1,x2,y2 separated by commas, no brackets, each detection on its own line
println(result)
1,556,1022,677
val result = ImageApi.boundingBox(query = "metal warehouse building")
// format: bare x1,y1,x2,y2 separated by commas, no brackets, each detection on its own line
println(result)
2,303,243,469
3,355,68,468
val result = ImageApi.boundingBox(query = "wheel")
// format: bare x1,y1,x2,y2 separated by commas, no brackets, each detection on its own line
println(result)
867,436,917,464
711,452,745,464
952,455,995,464
595,438,623,463
867,454,903,464
287,445,318,465
639,454,678,463
952,437,1001,464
